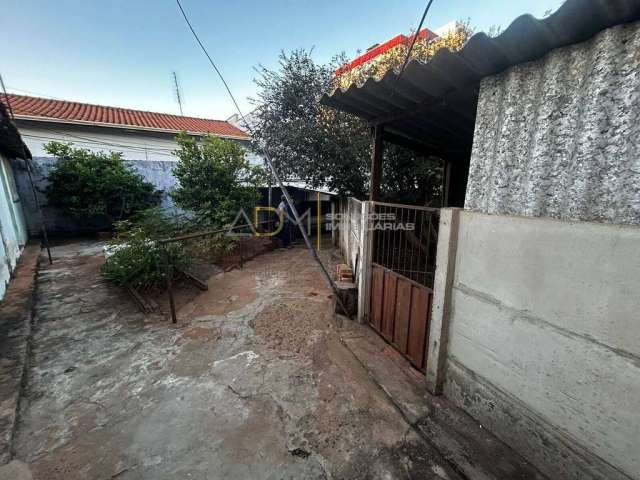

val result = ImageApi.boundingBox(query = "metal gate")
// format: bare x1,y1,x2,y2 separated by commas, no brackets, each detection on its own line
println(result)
368,202,439,371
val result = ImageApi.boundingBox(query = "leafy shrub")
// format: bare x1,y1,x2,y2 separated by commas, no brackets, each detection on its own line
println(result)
117,207,192,239
186,234,237,263
101,208,236,288
101,226,189,289
44,142,161,224
170,133,265,225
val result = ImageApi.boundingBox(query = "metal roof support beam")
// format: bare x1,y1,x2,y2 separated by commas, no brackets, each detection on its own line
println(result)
370,125,384,201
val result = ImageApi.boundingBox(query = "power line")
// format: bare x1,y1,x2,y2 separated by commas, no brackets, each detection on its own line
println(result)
174,0,350,317
3,86,65,101
20,133,178,158
0,72,53,264
391,0,435,95
19,124,180,155
26,129,176,152
0,74,15,118
175,0,245,124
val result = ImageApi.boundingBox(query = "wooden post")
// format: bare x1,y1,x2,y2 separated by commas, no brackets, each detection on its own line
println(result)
370,125,384,201
331,201,336,246
442,159,451,207
425,208,460,395
317,191,321,251
357,201,373,324
162,247,177,324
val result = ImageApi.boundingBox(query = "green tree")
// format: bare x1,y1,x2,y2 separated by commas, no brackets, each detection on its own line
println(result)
170,133,264,224
44,142,161,224
251,50,370,198
251,49,443,205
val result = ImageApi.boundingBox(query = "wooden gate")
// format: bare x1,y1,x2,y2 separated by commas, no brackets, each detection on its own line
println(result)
368,202,439,372
370,264,432,370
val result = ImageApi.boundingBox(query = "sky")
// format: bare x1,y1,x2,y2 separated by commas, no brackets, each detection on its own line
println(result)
3,0,563,120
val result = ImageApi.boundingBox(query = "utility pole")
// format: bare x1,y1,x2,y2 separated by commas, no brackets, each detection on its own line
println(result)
172,71,184,116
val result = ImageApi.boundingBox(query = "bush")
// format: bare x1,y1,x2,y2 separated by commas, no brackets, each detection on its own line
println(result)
170,133,265,225
100,226,188,289
44,142,161,224
101,208,236,288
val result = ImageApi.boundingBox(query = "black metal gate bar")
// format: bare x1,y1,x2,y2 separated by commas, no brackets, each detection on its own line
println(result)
371,201,439,289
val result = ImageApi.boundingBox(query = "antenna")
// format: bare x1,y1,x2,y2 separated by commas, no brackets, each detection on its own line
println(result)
172,71,184,116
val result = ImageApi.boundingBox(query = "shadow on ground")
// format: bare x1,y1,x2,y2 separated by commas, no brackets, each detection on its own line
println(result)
14,240,465,480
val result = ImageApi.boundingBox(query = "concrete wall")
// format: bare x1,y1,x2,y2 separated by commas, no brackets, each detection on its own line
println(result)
440,210,640,480
0,153,28,300
465,21,640,225
12,156,184,236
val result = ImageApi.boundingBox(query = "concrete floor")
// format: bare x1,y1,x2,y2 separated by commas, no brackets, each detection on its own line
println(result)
14,240,465,480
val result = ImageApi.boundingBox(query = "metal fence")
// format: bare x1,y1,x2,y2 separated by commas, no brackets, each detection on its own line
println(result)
370,201,439,288
338,197,362,275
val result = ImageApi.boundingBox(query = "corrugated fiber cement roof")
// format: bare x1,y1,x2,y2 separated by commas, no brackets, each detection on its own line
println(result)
321,0,640,152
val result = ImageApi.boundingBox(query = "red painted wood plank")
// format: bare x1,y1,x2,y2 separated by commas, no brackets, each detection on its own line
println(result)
407,287,429,370
381,271,397,341
393,278,412,355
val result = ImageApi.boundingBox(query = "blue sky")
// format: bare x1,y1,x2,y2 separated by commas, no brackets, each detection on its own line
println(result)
3,0,563,120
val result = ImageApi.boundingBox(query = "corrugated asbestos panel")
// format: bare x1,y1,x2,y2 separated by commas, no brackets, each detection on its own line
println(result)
465,20,640,225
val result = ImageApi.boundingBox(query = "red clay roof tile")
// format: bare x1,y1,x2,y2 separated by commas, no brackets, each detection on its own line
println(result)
5,94,249,139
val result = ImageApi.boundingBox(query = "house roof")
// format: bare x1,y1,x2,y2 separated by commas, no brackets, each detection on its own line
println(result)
321,0,640,152
5,94,250,140
334,28,437,77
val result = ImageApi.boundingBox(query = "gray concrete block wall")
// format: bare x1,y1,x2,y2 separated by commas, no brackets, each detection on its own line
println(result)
442,210,640,480
465,21,640,225
12,157,180,236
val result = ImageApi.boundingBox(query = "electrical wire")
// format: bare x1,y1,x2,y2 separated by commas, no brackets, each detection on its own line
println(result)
20,132,178,158
0,75,15,118
4,86,65,101
175,0,245,123
391,0,435,95
174,0,350,317
0,73,53,264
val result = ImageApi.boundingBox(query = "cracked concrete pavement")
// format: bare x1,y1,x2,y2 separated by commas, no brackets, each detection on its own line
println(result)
13,240,463,480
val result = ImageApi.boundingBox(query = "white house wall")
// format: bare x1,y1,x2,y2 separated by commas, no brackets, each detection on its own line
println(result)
465,21,640,225
18,121,181,162
16,120,261,166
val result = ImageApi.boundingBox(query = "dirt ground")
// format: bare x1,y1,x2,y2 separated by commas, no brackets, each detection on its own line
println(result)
13,239,463,480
